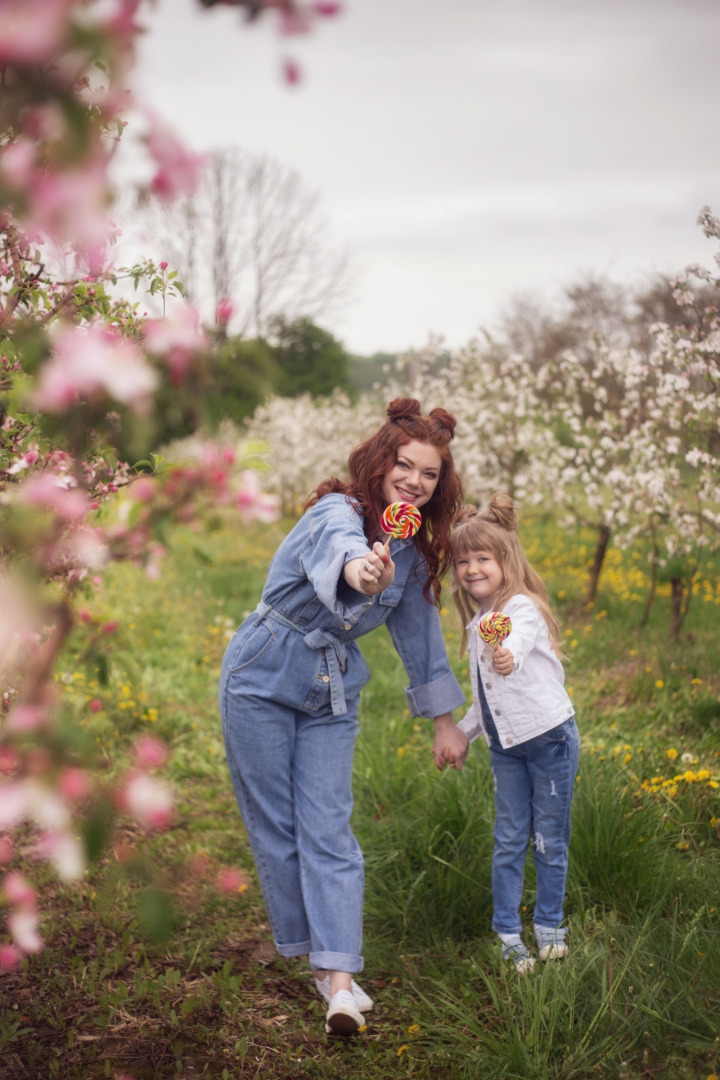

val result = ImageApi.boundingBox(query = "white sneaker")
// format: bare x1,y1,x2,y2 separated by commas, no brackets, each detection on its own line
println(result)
324,989,366,1036
314,974,373,1012
534,925,569,961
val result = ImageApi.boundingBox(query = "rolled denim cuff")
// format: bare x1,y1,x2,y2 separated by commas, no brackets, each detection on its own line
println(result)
310,950,363,974
405,669,465,719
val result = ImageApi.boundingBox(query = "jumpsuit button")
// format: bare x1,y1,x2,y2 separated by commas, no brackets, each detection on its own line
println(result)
506,736,513,744
344,623,351,630
322,675,329,683
496,709,502,716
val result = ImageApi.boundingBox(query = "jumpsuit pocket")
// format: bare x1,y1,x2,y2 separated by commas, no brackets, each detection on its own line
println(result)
228,621,276,673
378,584,403,608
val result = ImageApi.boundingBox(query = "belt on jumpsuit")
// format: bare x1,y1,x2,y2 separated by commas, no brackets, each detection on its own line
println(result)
255,601,350,716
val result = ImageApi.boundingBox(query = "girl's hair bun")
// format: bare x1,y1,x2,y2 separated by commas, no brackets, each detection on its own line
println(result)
488,491,519,531
428,407,456,442
453,504,478,526
387,398,422,423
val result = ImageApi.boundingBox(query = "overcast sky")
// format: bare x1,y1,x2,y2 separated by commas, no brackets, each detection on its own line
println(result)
130,0,720,355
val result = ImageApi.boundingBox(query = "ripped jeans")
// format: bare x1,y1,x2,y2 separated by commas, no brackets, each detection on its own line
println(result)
484,711,580,934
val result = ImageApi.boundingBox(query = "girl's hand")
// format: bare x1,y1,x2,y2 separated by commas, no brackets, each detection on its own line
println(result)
433,713,469,771
345,543,395,596
493,646,515,676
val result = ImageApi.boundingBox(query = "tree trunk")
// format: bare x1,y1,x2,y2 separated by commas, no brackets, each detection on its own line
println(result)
584,524,611,607
638,532,659,631
669,571,695,645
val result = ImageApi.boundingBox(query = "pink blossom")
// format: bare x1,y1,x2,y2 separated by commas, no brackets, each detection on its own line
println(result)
236,471,281,524
59,767,90,802
133,735,169,770
120,771,174,829
0,0,72,66
3,871,37,908
5,704,48,733
88,698,103,713
129,477,158,502
282,58,302,85
27,159,113,271
0,944,21,970
215,297,235,325
8,910,43,954
144,303,208,383
17,473,90,522
216,867,249,894
0,836,13,864
0,139,37,189
279,9,313,34
31,322,158,416
0,783,27,829
0,747,20,774
314,2,343,14
159,260,168,270
146,113,206,202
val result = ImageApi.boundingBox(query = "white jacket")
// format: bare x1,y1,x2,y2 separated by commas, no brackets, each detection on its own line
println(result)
457,594,574,750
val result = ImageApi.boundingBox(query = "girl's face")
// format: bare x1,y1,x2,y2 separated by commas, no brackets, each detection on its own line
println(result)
454,548,505,609
381,440,441,510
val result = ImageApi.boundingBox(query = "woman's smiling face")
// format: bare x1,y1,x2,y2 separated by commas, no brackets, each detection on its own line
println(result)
381,440,442,510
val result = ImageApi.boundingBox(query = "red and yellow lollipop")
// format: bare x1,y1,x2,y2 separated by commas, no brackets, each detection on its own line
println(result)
380,501,421,547
478,611,512,646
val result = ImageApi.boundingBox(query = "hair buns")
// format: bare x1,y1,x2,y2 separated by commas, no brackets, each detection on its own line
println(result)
428,407,456,442
387,398,422,423
487,492,519,531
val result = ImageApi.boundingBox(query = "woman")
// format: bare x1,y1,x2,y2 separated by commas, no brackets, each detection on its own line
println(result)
219,398,469,1035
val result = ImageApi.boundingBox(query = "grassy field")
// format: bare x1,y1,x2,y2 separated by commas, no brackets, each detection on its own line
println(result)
2,513,719,1080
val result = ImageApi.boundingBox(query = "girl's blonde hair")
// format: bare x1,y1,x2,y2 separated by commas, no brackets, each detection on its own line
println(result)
450,492,563,657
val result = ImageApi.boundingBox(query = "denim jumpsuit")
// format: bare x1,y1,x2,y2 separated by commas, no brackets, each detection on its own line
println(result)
219,494,465,974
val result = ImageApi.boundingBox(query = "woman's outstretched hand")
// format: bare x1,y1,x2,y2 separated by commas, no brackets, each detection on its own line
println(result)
432,714,469,771
345,542,395,596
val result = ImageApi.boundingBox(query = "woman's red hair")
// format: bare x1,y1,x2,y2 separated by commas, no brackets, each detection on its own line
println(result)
306,398,463,603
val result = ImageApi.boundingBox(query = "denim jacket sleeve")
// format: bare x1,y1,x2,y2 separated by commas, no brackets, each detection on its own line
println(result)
301,495,373,624
385,558,465,719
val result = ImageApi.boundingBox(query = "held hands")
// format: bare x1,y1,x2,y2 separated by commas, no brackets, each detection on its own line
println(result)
433,714,469,771
347,542,395,596
493,645,515,677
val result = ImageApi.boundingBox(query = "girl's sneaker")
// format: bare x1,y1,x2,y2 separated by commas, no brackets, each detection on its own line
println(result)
534,924,569,961
498,933,535,975
314,974,373,1012
324,989,367,1036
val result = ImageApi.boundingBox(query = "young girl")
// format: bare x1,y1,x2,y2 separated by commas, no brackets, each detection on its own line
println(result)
450,493,580,974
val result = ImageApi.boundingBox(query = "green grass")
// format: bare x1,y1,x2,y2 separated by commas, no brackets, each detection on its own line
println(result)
2,513,719,1079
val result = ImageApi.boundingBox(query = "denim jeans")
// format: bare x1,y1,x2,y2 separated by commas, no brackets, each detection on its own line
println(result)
484,708,580,934
220,655,365,974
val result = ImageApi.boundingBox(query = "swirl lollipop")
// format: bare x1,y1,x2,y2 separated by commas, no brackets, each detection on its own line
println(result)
380,501,421,548
478,611,512,646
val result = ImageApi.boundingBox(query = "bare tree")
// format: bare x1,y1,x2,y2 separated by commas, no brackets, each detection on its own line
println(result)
137,146,352,337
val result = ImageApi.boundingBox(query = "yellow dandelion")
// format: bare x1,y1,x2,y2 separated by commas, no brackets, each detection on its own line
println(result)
397,746,406,757
397,1045,409,1056
655,679,664,689
407,1024,421,1034
666,748,678,761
